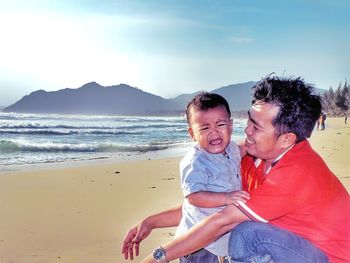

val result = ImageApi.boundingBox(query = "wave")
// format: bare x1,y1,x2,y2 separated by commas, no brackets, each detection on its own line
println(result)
0,129,142,136
0,140,20,152
0,140,97,153
0,139,190,153
0,123,186,130
0,112,187,123
0,112,186,122
119,116,186,123
0,124,108,129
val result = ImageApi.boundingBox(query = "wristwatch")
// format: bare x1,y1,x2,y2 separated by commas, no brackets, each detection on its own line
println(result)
152,246,168,262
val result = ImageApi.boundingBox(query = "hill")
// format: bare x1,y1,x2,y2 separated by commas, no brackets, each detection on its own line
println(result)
3,81,256,115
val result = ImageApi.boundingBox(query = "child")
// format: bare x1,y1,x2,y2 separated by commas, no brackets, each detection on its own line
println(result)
176,92,249,263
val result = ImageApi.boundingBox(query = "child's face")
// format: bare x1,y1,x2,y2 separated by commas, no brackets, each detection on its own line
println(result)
188,106,232,154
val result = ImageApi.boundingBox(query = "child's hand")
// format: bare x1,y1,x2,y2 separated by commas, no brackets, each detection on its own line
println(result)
225,190,250,206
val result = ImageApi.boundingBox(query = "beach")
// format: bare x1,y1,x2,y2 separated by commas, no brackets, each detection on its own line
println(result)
0,117,349,263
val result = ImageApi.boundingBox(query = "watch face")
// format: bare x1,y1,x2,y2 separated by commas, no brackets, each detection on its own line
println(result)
153,248,165,260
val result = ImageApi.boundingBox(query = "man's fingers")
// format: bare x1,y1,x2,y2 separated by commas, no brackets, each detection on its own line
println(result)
123,246,129,260
122,229,135,247
121,222,150,260
122,239,131,255
128,243,134,260
122,227,140,260
134,241,140,256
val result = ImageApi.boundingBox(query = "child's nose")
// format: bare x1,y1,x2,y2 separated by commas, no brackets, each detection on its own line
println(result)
209,127,220,135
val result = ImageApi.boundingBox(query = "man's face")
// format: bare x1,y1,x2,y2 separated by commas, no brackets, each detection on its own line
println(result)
245,102,286,163
188,106,232,154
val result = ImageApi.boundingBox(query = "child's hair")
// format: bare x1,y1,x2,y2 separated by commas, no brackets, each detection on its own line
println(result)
186,92,231,125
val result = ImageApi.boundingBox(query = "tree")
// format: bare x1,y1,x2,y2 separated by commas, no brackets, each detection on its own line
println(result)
322,80,349,116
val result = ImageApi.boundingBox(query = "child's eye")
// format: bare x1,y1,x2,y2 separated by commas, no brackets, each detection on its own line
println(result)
199,127,209,131
217,122,228,127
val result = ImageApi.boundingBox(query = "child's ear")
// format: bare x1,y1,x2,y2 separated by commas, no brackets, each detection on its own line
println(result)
188,127,196,141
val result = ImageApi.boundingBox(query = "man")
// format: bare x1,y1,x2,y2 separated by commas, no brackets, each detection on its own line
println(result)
122,76,350,263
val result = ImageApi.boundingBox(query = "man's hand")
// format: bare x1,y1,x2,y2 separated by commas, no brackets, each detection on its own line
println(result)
121,205,182,260
121,219,152,260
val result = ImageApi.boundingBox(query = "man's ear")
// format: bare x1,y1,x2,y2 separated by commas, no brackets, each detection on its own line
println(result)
188,127,196,141
281,133,297,148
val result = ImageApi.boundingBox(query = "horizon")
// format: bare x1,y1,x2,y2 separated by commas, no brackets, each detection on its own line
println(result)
0,1,349,106
1,79,258,108
0,78,329,109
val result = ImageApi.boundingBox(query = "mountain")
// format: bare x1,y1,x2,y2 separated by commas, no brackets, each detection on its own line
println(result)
170,81,256,112
4,82,177,115
3,81,256,115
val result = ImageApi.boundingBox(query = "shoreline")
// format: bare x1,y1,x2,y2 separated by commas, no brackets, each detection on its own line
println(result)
0,145,190,175
0,117,348,262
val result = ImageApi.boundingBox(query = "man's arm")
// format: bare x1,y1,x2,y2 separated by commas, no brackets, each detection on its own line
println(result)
187,190,250,207
140,203,249,263
122,205,182,260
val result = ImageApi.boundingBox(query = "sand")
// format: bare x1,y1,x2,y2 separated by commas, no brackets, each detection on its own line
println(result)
0,117,349,263
309,117,350,190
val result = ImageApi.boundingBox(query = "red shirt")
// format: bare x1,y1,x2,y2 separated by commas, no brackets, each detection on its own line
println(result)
240,140,350,263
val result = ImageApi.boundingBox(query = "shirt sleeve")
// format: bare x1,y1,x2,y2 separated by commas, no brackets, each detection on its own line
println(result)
238,164,301,222
180,159,209,197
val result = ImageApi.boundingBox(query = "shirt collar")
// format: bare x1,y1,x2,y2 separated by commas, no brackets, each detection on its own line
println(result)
255,143,295,175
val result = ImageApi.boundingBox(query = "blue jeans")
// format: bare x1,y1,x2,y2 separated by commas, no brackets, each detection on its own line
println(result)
179,248,219,263
179,248,231,263
228,222,330,263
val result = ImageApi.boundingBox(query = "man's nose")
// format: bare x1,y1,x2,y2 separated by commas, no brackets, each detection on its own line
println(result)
244,123,252,136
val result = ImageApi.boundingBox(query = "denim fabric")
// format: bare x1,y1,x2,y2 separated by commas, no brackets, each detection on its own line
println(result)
228,222,330,263
179,249,219,263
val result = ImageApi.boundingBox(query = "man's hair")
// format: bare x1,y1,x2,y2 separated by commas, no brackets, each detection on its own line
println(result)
186,92,231,125
252,75,322,141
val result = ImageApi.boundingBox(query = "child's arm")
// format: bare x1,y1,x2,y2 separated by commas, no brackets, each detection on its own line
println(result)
186,190,249,208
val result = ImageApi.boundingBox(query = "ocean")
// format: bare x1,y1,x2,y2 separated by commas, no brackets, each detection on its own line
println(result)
0,112,247,173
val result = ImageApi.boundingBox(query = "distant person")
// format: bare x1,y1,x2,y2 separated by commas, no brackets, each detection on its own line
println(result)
345,115,348,125
320,111,327,130
124,92,249,263
321,112,327,130
122,75,350,263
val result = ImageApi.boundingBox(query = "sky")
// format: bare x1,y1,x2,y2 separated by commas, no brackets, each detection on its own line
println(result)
0,0,349,107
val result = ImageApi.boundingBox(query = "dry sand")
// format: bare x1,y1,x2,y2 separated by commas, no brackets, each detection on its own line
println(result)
309,117,350,190
0,118,349,263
